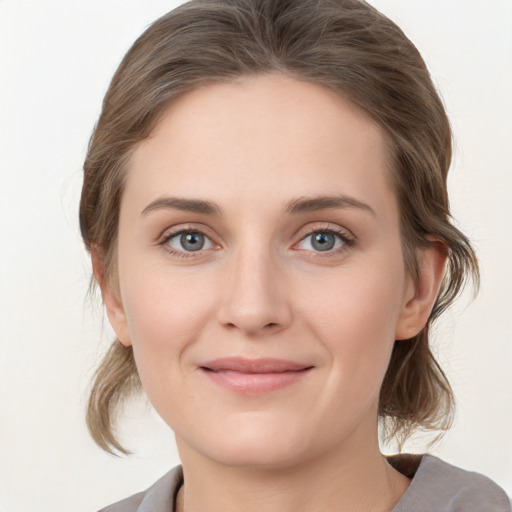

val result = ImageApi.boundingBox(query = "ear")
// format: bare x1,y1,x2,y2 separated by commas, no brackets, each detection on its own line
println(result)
395,240,447,340
91,247,132,347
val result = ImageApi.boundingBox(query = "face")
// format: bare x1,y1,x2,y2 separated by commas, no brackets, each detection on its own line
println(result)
103,75,426,469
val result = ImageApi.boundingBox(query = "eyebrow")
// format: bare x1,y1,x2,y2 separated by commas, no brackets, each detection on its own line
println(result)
285,195,375,216
141,196,221,216
140,194,375,217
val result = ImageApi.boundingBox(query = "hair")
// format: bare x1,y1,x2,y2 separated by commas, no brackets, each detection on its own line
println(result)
80,0,479,455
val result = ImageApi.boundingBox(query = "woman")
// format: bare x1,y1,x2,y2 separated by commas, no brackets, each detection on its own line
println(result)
80,0,510,510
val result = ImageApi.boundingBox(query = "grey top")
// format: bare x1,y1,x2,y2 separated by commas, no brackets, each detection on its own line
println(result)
99,454,511,512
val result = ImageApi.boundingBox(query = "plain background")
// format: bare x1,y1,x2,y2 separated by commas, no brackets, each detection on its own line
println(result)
1,1,511,510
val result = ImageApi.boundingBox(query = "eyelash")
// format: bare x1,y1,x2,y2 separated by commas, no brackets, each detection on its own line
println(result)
159,226,354,259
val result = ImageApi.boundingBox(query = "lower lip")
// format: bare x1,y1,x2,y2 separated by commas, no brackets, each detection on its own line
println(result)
201,368,312,395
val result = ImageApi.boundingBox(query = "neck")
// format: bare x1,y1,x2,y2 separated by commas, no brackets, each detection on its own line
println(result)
175,432,410,512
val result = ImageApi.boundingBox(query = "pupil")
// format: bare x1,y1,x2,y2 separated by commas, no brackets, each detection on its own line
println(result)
312,232,335,251
181,232,204,251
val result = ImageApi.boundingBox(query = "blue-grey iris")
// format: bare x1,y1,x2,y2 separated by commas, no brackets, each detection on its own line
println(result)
312,232,335,251
181,232,205,251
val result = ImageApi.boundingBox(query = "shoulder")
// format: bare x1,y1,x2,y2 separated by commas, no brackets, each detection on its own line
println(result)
393,454,511,512
97,466,183,512
98,490,145,512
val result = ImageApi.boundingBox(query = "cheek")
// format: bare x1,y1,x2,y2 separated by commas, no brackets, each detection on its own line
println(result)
120,265,215,382
300,259,406,394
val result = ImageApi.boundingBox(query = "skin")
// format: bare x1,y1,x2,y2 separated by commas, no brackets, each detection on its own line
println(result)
95,75,446,512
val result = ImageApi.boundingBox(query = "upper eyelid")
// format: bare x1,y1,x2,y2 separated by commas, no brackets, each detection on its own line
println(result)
159,223,216,242
301,226,350,237
295,223,355,242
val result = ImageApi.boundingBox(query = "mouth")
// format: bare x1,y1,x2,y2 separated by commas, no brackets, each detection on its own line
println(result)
199,357,314,395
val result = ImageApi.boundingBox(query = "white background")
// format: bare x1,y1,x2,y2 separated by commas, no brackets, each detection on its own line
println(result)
0,1,511,510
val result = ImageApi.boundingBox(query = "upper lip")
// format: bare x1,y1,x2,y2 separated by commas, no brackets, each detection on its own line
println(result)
200,357,313,373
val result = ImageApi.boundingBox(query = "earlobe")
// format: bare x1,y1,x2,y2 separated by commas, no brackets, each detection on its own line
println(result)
91,247,132,347
395,240,447,340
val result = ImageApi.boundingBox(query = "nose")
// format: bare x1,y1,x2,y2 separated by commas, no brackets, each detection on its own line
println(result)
216,246,293,336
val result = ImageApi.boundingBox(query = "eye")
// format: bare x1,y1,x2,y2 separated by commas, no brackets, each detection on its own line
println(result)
296,229,350,253
163,230,215,254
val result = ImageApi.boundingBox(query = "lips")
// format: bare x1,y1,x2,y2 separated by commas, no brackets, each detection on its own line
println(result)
199,357,313,395
202,357,311,373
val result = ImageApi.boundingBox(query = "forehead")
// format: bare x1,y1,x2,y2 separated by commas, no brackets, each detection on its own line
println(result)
125,74,395,217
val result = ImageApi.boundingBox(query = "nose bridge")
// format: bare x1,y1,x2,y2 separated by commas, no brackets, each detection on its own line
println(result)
217,238,291,335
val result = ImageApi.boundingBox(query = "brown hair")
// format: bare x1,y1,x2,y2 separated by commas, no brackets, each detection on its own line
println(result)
80,0,479,455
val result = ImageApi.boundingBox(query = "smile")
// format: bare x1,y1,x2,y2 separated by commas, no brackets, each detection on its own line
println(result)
199,357,314,395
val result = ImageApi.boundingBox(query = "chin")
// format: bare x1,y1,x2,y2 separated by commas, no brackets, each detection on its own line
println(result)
182,415,322,470
208,441,309,470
